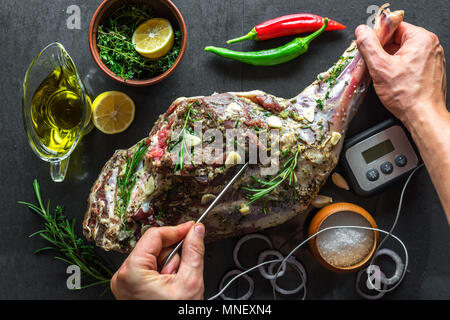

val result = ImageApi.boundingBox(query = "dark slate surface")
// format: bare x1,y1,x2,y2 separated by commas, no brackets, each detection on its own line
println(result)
1,0,449,299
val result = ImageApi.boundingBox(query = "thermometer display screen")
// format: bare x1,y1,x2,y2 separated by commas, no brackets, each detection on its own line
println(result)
361,139,395,164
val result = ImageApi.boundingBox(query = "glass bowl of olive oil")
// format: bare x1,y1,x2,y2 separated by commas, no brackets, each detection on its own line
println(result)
23,42,92,182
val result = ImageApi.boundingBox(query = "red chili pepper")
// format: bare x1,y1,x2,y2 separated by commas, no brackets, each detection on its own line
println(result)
227,14,345,44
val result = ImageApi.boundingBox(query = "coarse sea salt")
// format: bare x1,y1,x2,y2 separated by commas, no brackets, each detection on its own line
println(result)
316,211,374,268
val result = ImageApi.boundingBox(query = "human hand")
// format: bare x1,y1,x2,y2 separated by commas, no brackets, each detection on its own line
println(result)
355,22,447,128
110,221,205,300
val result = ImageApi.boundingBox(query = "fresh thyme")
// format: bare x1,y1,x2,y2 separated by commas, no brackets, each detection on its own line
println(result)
116,140,148,220
97,4,182,80
242,148,300,204
316,99,324,110
167,104,198,172
18,180,113,289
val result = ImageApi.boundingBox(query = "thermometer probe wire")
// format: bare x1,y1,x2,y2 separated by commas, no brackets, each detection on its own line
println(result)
208,164,423,300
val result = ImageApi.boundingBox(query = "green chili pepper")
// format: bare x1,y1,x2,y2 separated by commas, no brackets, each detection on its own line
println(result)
204,18,328,66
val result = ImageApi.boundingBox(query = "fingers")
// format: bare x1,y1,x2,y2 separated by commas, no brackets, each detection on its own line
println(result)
128,221,194,270
394,22,442,59
355,24,391,71
176,223,205,283
110,221,203,300
110,272,122,300
158,247,181,274
393,21,421,45
442,55,447,100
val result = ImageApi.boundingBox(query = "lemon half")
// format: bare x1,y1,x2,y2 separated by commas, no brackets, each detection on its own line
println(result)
132,18,174,59
92,91,135,134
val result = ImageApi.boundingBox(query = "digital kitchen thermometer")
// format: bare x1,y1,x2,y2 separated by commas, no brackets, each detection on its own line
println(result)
342,118,421,196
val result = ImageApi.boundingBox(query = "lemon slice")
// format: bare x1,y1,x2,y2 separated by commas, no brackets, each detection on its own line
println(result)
92,91,135,134
132,18,174,59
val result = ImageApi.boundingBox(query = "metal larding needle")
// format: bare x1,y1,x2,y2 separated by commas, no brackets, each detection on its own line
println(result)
162,162,249,268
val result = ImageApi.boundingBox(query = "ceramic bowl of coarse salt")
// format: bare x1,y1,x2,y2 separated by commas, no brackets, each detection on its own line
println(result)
308,203,378,273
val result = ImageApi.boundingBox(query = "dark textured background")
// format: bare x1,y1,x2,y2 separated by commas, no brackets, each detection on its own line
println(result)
0,0,449,299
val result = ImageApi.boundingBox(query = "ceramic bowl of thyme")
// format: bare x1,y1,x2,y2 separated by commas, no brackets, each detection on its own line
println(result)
89,0,187,86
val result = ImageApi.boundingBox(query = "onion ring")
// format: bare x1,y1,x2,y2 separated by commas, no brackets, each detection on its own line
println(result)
257,250,286,280
219,269,254,300
356,268,387,300
269,257,307,295
373,248,405,286
233,234,273,270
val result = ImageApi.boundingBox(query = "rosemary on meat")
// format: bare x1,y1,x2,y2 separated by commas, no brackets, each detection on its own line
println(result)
242,148,300,204
116,140,148,220
96,4,182,80
167,104,198,172
18,180,113,289
322,55,354,99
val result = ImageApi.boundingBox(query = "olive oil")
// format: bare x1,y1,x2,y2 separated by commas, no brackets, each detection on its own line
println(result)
30,66,89,155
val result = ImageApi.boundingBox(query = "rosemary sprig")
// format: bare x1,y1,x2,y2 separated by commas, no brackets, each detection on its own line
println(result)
167,104,197,173
97,4,182,80
242,148,300,204
116,140,148,220
18,180,113,289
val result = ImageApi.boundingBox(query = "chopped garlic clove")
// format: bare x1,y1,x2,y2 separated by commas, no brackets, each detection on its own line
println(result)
311,195,333,208
303,106,315,123
225,151,242,168
331,172,350,190
330,132,341,145
201,193,216,205
267,115,282,128
185,133,202,147
226,102,242,113
144,176,155,195
239,203,251,215
320,135,331,148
